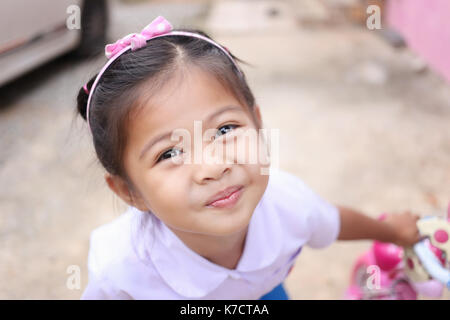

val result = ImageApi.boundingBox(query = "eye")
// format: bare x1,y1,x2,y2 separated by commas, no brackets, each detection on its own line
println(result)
156,147,183,163
215,124,239,139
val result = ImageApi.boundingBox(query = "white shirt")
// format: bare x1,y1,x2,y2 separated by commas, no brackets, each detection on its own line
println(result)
80,168,340,299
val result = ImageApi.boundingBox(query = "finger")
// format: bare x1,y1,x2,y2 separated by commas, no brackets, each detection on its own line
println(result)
418,234,428,241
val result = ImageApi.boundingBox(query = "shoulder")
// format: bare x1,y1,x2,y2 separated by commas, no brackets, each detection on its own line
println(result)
86,207,157,286
258,168,340,248
87,207,138,272
84,207,172,299
262,168,322,209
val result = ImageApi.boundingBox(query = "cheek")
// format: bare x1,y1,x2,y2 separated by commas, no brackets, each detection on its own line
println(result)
226,128,268,165
144,170,190,213
253,168,269,193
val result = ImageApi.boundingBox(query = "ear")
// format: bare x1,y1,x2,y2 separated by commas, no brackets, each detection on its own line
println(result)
104,173,149,212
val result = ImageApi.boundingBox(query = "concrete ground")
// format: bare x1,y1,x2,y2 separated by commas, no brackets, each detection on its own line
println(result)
0,0,449,299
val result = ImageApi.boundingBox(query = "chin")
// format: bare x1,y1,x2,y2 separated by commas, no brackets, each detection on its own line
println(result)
207,206,254,237
207,224,249,238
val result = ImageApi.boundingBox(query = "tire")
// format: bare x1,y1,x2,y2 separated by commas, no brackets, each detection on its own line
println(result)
392,279,417,300
74,0,109,57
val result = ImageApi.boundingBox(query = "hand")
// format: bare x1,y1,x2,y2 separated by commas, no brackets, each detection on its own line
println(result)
383,211,422,247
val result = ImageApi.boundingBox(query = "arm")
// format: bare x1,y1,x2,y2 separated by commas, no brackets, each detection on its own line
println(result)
336,205,422,247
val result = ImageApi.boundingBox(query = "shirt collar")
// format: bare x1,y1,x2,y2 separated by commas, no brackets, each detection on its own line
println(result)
131,173,282,298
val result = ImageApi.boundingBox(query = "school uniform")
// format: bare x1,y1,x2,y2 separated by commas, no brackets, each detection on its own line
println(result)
81,168,340,299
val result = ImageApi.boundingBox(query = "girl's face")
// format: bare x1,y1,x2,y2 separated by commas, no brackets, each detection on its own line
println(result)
108,67,269,237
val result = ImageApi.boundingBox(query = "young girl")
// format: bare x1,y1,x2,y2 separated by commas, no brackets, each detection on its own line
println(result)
77,16,421,300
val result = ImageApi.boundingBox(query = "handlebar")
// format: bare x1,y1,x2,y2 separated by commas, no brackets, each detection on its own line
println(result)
413,241,449,289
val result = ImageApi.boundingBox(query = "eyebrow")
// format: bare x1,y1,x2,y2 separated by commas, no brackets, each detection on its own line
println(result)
139,104,243,160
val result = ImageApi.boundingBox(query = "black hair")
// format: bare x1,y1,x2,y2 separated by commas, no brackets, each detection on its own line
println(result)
76,28,259,187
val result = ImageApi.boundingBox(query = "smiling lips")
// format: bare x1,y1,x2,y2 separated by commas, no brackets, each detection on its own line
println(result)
206,185,244,209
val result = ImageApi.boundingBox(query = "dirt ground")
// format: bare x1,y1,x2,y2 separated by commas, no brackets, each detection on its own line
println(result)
0,0,449,299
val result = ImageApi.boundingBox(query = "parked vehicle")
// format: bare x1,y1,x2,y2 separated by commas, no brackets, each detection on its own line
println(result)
0,0,108,87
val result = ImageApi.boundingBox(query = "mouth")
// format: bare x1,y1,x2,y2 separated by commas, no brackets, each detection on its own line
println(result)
205,185,244,209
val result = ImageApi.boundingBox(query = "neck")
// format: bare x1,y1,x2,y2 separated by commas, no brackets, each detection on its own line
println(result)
167,225,249,270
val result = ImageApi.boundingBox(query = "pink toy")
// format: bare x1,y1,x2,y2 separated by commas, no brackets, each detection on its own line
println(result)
344,204,450,300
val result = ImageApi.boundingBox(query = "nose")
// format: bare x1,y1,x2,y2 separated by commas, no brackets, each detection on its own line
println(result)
193,162,232,185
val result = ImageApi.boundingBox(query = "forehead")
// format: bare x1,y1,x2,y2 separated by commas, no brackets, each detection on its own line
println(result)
126,67,248,148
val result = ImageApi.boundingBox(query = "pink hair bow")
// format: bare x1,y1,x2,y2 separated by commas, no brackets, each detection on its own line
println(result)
105,16,172,59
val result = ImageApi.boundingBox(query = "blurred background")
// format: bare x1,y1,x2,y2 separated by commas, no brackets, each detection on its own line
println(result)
0,0,449,299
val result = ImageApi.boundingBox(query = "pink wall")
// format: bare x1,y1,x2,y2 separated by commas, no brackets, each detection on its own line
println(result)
386,0,450,82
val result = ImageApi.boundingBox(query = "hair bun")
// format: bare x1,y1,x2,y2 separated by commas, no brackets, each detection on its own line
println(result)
76,76,96,121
